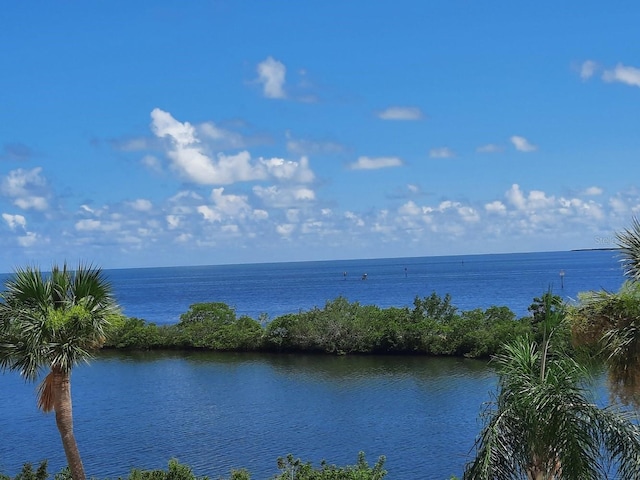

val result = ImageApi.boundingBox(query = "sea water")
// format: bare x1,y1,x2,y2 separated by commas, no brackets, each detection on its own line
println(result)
0,250,626,479
105,250,623,324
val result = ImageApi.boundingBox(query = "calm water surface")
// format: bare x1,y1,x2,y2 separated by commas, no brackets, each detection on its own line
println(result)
0,251,623,478
105,250,624,324
1,352,496,479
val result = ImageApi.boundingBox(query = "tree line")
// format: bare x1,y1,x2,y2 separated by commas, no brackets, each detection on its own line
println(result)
103,293,536,358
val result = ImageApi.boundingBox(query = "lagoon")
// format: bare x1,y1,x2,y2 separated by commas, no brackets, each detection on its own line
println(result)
0,352,499,479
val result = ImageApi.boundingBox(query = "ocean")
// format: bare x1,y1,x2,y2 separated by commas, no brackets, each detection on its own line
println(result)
104,250,624,324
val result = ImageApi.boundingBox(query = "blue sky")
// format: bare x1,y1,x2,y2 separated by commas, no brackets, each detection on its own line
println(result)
1,1,639,271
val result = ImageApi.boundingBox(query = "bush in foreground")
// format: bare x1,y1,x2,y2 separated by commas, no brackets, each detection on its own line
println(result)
0,455,387,480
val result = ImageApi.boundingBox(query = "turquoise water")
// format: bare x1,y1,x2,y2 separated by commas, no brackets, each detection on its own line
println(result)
0,250,624,478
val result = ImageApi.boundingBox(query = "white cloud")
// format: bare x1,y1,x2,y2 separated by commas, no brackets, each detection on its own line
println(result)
580,60,598,80
510,135,537,152
2,213,27,230
210,187,251,216
151,109,319,188
252,209,269,220
602,63,640,88
377,106,424,120
505,184,527,210
1,168,49,211
253,185,316,208
260,156,315,183
348,156,403,170
484,201,506,214
344,211,365,227
257,56,287,99
15,196,48,211
151,108,267,185
197,205,222,222
276,223,295,237
429,147,455,159
166,215,181,229
476,144,504,153
398,201,421,216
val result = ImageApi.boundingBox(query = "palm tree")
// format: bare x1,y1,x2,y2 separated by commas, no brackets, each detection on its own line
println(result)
0,263,118,480
568,217,640,406
465,299,640,479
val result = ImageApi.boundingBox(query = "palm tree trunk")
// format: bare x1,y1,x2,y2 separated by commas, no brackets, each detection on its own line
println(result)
52,369,86,480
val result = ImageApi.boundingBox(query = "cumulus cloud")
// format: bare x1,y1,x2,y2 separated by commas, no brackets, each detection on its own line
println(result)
348,156,403,170
377,106,424,120
166,215,181,229
257,56,287,99
602,63,640,88
484,201,507,214
209,188,251,216
505,184,553,210
151,109,316,187
429,147,455,159
261,156,315,183
510,135,537,152
1,167,49,211
2,213,27,230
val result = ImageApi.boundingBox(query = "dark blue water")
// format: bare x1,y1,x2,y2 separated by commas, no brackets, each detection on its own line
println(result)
0,251,625,479
105,250,623,324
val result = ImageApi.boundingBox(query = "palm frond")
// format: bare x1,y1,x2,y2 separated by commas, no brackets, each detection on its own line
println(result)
37,371,56,412
617,217,640,281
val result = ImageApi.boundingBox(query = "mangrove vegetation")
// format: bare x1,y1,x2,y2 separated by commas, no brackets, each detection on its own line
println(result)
103,293,536,358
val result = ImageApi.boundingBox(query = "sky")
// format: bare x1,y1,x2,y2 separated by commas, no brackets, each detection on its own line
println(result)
1,1,639,271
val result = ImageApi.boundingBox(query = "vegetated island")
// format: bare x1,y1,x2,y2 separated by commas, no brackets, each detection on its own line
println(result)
102,292,556,359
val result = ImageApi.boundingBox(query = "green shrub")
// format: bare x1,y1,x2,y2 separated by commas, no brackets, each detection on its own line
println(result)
270,452,386,480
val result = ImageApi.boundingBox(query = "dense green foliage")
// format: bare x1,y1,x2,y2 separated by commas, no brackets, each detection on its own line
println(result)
1,455,387,480
103,294,535,358
465,295,640,480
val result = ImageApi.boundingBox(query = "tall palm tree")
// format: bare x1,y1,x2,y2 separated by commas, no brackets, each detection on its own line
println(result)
465,300,640,479
0,263,118,480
